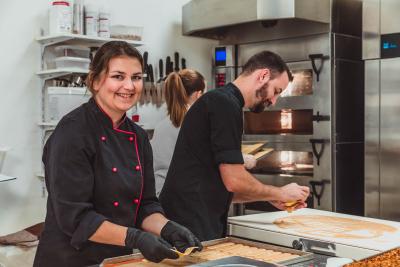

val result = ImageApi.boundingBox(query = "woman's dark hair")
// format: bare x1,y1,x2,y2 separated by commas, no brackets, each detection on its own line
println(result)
86,41,143,94
241,50,293,81
165,69,205,127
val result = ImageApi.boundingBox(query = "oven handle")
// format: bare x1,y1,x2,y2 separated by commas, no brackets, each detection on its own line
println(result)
312,111,330,122
309,180,330,206
309,54,327,82
309,138,327,165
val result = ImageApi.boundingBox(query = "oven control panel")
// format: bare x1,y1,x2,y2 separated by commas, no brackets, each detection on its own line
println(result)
381,33,400,58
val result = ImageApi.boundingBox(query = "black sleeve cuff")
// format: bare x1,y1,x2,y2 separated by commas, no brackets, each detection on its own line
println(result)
214,149,244,165
136,201,165,228
70,210,108,250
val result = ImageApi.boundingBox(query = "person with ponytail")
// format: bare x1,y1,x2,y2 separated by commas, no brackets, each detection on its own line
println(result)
151,69,205,196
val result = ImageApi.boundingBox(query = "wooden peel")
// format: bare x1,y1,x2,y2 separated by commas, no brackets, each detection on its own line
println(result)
241,142,266,154
253,148,274,160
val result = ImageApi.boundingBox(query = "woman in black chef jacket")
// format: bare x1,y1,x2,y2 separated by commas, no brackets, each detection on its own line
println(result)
33,41,202,267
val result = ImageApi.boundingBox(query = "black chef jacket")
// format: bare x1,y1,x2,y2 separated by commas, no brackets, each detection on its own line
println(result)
34,98,164,267
159,83,244,241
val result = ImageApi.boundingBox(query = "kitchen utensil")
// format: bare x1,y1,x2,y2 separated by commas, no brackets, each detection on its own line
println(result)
157,59,164,83
181,58,186,69
174,52,180,71
146,64,154,104
241,142,266,154
165,56,171,76
171,246,199,258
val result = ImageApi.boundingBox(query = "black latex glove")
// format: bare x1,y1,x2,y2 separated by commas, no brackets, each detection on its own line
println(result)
160,221,203,253
125,227,179,263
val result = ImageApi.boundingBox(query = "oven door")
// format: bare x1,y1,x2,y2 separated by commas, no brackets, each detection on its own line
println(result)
243,58,332,211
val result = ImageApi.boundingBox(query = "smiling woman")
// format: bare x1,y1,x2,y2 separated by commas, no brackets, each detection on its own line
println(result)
33,41,202,267
86,42,144,126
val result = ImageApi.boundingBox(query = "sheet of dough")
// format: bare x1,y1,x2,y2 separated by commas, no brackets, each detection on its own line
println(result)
229,208,400,252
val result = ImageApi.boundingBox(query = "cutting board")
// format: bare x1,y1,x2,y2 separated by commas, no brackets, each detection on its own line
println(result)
228,208,400,252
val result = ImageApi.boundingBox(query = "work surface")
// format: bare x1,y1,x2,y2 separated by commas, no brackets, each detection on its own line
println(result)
228,208,400,252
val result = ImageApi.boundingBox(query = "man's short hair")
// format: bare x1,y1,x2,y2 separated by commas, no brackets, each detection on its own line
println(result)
241,51,293,81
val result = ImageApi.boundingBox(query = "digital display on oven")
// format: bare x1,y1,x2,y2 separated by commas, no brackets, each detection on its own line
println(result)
381,33,400,59
215,47,227,66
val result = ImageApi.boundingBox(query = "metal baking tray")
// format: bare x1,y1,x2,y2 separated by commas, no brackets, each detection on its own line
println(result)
100,237,313,266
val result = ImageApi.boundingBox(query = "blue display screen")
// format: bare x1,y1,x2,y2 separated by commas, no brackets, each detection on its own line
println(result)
381,33,400,58
383,42,398,49
215,50,227,61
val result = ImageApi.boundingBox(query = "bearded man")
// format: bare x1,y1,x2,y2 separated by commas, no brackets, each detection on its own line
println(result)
159,51,310,241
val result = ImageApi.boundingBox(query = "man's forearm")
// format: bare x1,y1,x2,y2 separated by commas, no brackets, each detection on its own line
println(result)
220,164,282,203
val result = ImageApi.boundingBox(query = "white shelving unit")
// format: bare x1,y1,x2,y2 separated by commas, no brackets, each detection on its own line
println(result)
35,34,143,184
36,68,89,80
36,33,143,47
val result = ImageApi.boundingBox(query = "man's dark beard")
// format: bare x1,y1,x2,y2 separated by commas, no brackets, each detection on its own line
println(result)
250,99,272,113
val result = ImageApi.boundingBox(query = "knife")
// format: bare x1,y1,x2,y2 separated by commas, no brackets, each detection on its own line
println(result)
166,56,171,76
181,58,186,69
143,51,149,81
157,59,163,83
174,52,180,71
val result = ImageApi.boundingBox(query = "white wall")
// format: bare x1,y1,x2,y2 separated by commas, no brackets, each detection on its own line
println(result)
0,0,216,235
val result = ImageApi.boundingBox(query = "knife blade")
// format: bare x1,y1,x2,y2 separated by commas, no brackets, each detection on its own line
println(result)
157,59,163,83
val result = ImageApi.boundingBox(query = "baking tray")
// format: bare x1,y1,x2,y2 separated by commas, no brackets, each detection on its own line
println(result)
100,237,313,267
190,256,283,266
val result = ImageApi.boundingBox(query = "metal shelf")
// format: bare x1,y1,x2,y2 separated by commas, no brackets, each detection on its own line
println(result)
36,34,143,47
37,121,58,127
0,174,17,182
35,172,45,180
36,68,89,80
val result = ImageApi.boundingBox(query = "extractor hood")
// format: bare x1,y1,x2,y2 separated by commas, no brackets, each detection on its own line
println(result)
182,0,331,42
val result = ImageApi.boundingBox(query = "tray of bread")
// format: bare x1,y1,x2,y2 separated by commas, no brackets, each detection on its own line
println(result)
343,247,400,266
100,237,313,266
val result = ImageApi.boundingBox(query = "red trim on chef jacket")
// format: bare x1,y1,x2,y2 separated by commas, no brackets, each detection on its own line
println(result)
94,99,144,225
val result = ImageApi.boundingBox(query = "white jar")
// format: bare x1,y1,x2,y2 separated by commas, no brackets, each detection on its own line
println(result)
49,0,72,35
98,7,110,38
73,0,84,34
84,4,98,36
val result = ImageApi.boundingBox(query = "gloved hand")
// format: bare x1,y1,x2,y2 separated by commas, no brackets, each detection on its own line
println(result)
125,227,178,263
161,221,203,253
242,153,257,169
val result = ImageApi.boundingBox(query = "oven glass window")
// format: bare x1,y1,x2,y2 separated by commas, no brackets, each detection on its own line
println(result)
244,109,313,135
250,150,313,177
281,69,313,97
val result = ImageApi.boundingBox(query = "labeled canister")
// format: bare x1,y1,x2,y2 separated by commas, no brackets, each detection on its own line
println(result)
98,7,110,38
84,4,98,36
49,0,72,35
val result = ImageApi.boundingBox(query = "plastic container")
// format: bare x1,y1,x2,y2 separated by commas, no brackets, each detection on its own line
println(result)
98,6,110,38
110,25,143,41
46,87,91,122
49,0,73,35
73,0,84,34
54,56,90,69
84,3,98,36
0,147,10,173
54,45,90,58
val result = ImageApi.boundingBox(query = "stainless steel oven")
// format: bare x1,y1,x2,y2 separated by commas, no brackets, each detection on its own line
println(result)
183,0,364,215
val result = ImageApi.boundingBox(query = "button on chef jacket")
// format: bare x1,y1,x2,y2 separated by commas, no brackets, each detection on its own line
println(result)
159,83,244,241
33,98,164,267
